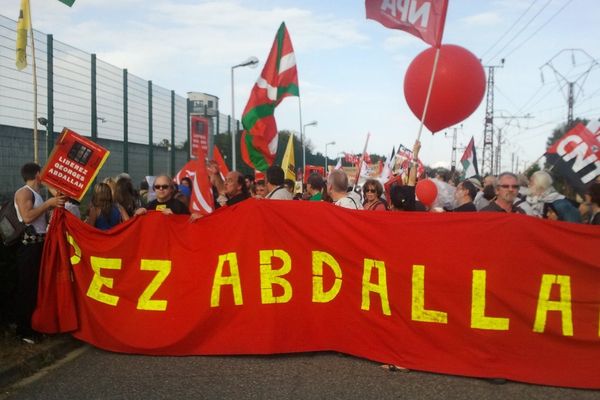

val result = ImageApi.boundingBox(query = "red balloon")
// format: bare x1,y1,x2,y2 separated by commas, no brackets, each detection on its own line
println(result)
415,179,438,207
404,44,486,133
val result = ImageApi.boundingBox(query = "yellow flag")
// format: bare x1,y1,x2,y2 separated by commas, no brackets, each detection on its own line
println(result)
281,133,296,181
16,0,31,70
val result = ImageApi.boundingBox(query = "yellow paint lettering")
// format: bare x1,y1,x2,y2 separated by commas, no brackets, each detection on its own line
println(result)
533,274,573,336
260,249,292,304
411,265,447,323
312,251,342,303
136,259,171,311
470,270,509,330
361,258,391,316
66,232,81,265
87,256,121,306
211,252,243,307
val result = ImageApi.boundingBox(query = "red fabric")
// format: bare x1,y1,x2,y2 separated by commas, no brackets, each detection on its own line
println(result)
212,146,230,178
174,152,215,215
33,205,600,389
366,0,449,47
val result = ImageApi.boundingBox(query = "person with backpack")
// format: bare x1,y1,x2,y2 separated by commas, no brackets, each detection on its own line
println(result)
13,162,65,343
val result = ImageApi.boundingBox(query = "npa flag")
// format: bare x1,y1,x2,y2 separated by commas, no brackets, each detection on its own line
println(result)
365,0,449,47
16,0,30,70
460,137,479,178
545,121,600,195
280,133,296,181
241,22,299,171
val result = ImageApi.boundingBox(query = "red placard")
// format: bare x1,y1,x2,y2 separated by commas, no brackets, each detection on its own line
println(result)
190,115,210,159
40,128,110,201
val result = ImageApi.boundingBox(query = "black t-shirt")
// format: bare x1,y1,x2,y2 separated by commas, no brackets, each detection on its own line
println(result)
453,202,477,212
145,198,190,215
226,192,251,206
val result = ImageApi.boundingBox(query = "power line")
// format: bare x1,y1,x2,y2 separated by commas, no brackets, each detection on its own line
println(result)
480,0,539,60
487,0,553,63
502,0,574,60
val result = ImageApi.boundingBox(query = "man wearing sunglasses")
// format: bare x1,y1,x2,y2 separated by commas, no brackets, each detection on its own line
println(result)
480,172,525,214
135,174,189,215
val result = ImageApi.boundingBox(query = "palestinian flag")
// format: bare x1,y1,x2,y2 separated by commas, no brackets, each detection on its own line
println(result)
460,137,479,178
241,22,299,171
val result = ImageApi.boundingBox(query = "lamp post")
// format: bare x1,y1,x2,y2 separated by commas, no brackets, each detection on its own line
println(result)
302,120,318,176
231,56,259,171
324,141,335,175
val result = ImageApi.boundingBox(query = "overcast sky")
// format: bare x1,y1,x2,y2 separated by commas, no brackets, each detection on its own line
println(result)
1,0,599,171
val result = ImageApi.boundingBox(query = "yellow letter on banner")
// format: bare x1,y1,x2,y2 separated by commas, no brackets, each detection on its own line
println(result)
66,232,81,265
312,251,342,303
137,259,171,311
211,252,243,307
361,258,391,316
411,265,447,323
87,256,122,306
533,274,573,336
260,249,292,304
470,270,510,330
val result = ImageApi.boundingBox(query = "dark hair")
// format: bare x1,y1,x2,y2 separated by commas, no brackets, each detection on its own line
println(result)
307,173,324,191
389,184,409,210
21,162,41,181
283,179,295,191
460,180,478,201
114,178,138,217
232,172,249,196
363,179,383,198
181,177,193,188
140,180,149,191
266,165,285,186
244,174,255,184
483,184,496,201
589,182,600,206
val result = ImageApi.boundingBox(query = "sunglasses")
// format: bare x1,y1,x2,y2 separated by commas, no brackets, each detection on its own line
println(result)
498,184,519,190
154,184,170,190
364,188,377,193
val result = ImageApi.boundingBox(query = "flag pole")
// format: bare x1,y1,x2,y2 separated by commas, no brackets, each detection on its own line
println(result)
415,46,441,143
26,1,39,164
353,132,370,190
297,96,304,180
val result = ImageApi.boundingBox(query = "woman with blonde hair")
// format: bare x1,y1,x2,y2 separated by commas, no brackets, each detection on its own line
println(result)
86,182,129,230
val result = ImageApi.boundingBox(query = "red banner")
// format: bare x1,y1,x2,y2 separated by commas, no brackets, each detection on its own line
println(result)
33,203,600,389
366,0,449,47
40,128,110,201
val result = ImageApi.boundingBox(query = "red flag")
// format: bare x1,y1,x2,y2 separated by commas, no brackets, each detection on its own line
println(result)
174,154,215,215
365,0,449,47
212,146,230,180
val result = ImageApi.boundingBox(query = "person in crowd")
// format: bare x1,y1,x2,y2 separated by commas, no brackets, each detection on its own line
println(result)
327,170,363,209
180,177,193,190
244,174,255,191
254,180,266,198
474,174,496,210
480,172,525,214
586,182,600,225
362,179,387,211
14,162,66,343
223,171,251,206
306,174,325,201
135,174,189,215
174,184,191,208
265,166,293,200
283,179,295,195
432,168,455,210
102,176,117,196
522,170,580,222
139,179,150,207
86,182,129,230
114,176,140,217
452,179,478,212
389,140,423,212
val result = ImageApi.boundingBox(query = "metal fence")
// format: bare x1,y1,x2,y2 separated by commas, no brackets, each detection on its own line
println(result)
0,15,240,202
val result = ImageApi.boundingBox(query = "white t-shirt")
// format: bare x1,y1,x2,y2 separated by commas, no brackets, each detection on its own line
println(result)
334,196,363,210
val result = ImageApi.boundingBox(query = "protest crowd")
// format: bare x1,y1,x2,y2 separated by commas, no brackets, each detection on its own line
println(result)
2,137,599,346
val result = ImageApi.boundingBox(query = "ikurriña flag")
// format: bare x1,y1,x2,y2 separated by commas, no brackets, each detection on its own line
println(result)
365,0,449,47
241,22,299,172
460,137,479,179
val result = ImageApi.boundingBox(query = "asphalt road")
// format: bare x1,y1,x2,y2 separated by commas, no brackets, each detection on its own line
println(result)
1,346,599,400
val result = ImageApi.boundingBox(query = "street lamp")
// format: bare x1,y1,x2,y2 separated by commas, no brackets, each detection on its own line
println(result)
324,141,336,175
302,120,318,175
231,56,259,171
